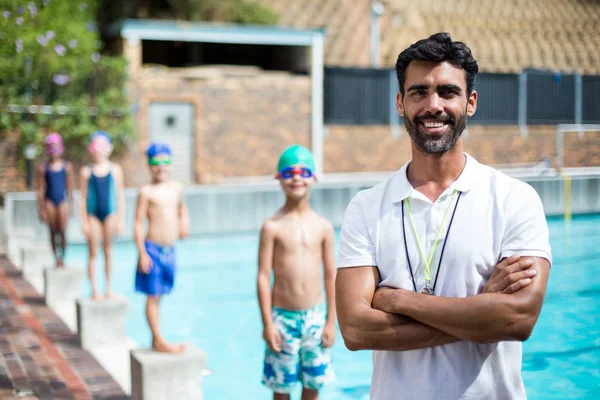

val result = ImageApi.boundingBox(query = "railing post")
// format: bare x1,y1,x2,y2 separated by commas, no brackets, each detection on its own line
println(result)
518,71,528,137
574,74,583,138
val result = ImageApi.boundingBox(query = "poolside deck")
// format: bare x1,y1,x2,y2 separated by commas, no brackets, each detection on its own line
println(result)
0,255,128,400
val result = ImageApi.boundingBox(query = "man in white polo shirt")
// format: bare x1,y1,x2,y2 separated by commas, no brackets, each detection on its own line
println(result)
336,32,551,400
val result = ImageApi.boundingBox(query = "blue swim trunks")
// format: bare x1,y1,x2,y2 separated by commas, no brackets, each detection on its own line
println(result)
135,240,175,296
262,305,335,393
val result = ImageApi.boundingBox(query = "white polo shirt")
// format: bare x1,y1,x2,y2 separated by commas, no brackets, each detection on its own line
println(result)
339,154,552,400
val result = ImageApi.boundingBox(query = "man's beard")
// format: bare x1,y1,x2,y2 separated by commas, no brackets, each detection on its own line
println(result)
404,112,467,154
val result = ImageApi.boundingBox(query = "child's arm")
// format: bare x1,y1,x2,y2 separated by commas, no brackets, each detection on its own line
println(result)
79,167,90,238
257,220,281,352
36,165,47,222
114,164,126,234
65,162,75,216
178,184,190,239
321,220,337,348
134,186,151,273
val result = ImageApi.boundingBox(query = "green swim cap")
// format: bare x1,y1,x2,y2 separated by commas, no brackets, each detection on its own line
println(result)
277,145,316,173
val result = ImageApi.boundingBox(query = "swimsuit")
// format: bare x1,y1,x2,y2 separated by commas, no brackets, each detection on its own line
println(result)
44,163,67,206
135,240,176,296
86,165,117,222
262,305,335,393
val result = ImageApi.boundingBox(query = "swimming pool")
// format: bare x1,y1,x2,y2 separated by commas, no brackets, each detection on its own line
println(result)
64,214,600,399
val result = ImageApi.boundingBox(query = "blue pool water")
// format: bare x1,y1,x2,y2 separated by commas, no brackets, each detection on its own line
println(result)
65,215,600,399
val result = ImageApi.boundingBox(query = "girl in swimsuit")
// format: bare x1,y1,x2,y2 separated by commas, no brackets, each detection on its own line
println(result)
79,131,125,300
36,133,74,267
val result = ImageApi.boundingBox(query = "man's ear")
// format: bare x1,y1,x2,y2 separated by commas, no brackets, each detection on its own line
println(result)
466,90,477,117
396,92,405,117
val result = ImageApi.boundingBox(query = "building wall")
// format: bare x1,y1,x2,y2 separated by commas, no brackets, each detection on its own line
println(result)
126,66,311,185
324,125,600,172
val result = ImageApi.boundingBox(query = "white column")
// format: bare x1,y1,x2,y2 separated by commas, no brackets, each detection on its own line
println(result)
311,33,325,177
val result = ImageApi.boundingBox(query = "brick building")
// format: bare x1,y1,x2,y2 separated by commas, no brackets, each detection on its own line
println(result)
106,19,324,187
3,0,600,192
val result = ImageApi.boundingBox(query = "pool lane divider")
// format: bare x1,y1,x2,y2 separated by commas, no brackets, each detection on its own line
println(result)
0,258,91,399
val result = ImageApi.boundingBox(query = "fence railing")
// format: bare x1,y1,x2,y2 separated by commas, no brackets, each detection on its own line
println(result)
324,67,600,126
3,173,600,246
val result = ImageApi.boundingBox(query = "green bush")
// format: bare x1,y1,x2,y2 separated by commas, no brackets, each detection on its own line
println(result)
0,0,132,164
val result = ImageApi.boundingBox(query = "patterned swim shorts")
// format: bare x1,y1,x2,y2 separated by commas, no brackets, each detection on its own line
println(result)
262,305,335,393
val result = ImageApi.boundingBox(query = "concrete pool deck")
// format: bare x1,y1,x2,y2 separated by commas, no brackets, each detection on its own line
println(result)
0,255,128,400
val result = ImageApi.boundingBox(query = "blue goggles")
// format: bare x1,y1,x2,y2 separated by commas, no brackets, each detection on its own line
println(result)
277,166,314,179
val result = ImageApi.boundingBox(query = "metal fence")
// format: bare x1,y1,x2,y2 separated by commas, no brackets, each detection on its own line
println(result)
324,67,391,125
470,73,520,125
582,75,600,123
324,68,600,126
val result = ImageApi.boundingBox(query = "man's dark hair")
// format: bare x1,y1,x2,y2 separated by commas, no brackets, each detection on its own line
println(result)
395,32,479,96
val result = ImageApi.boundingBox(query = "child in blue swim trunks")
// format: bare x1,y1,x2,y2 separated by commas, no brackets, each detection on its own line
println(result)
134,142,189,353
36,133,74,267
257,145,336,399
79,131,125,299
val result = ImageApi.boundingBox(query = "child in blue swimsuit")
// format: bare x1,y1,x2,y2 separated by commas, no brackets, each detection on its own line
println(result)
79,131,125,300
36,133,74,267
134,143,189,352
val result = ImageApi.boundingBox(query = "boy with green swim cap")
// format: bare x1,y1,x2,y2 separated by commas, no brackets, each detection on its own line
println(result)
134,142,190,353
258,144,336,398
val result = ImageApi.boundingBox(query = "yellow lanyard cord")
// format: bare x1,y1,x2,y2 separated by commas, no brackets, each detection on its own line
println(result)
405,190,459,283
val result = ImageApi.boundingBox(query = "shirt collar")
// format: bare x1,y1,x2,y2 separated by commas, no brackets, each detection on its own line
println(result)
391,153,478,203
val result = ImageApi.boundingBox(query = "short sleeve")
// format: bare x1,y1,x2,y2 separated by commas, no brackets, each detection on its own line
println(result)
338,193,377,268
500,184,552,265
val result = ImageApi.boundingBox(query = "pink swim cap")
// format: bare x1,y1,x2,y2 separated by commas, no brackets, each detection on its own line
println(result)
45,133,64,154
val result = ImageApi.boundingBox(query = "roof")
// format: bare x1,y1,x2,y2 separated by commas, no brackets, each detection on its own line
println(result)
108,18,324,46
379,0,600,74
254,0,600,74
255,0,373,67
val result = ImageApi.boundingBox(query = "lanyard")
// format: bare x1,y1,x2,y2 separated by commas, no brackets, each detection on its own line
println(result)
402,190,461,294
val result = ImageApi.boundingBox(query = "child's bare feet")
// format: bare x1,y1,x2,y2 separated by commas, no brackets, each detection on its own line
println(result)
57,259,65,268
152,339,186,353
105,290,115,300
91,290,103,300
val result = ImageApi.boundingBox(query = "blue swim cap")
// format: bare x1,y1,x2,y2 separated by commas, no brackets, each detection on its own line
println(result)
146,142,172,159
90,130,111,144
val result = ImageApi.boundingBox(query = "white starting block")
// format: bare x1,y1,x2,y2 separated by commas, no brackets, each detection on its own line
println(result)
21,246,54,293
76,297,129,349
130,346,209,400
5,229,36,268
44,267,84,331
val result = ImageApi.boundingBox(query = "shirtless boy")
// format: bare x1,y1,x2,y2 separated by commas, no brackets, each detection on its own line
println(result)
134,142,189,353
257,144,336,399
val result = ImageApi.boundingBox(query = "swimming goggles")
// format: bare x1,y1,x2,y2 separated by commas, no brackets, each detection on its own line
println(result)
88,138,112,153
277,166,313,179
149,154,172,166
45,143,64,155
